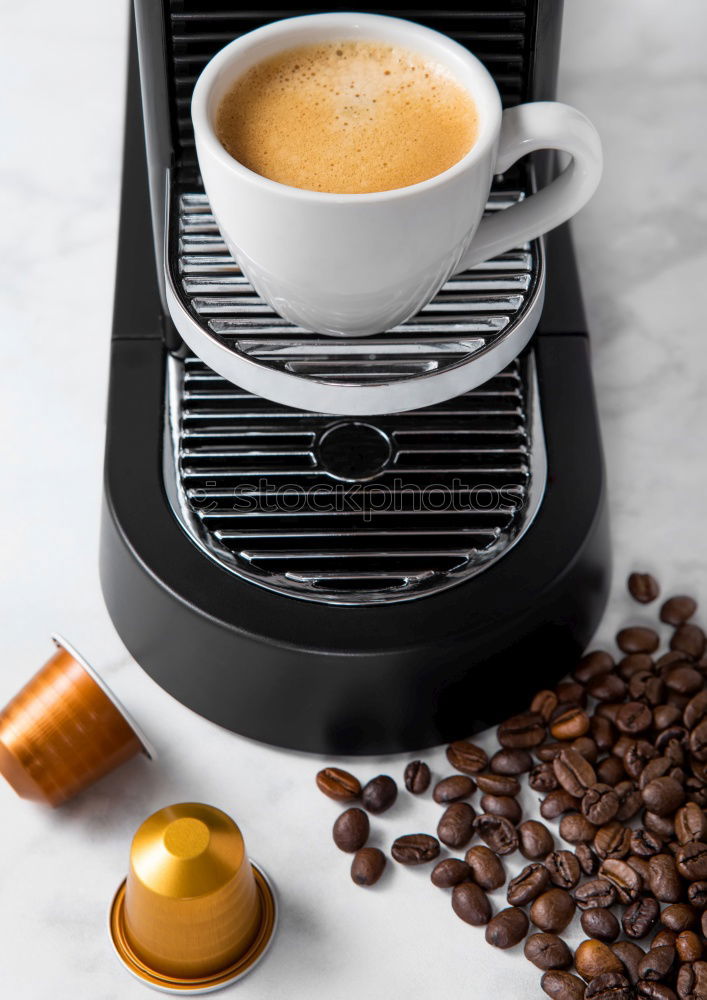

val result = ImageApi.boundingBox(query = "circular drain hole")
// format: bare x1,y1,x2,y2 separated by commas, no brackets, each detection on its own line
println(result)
317,422,393,482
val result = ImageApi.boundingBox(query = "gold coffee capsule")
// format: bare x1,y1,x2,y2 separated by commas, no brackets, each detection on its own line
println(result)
0,634,153,807
110,803,277,993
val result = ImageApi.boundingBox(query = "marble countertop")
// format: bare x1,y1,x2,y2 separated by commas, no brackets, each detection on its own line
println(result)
1,1,706,997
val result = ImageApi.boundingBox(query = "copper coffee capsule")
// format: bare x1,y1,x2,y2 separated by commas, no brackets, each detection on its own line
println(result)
0,634,153,807
109,802,277,993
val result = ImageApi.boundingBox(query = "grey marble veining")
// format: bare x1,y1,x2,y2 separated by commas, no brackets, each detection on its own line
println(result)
0,1,706,997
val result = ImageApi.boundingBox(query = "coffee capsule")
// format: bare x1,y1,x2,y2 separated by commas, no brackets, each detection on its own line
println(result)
0,634,153,807
109,802,277,993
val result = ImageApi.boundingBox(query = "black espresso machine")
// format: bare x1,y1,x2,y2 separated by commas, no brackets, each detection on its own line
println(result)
100,2,611,754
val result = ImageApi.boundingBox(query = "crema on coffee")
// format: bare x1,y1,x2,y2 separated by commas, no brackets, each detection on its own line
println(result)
215,40,479,194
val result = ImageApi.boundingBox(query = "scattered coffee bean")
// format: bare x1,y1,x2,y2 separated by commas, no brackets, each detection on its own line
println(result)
545,850,581,889
530,762,559,793
651,930,677,950
480,793,522,824
575,878,617,911
451,881,491,926
404,760,430,795
489,748,534,775
661,903,697,932
518,820,554,860
675,930,702,963
475,772,520,797
630,827,663,857
637,945,676,982
594,821,632,860
649,854,683,902
642,776,685,816
485,906,529,949
617,627,660,654
623,897,660,939
583,784,620,825
351,847,386,886
433,774,475,803
530,888,575,933
585,972,633,1000
464,845,505,891
474,813,518,855
645,811,676,841
671,624,705,660
554,748,597,797
391,833,439,865
616,700,654,734
532,689,559,721
612,940,646,985
498,712,547,749
316,767,361,801
542,789,580,821
575,938,626,981
687,881,707,909
333,807,369,852
629,573,660,604
446,740,488,775
576,843,600,875
437,802,476,849
541,970,586,1000
560,812,598,844
525,932,573,971
550,707,591,741
361,774,397,814
676,842,707,880
676,961,707,999
661,596,698,626
581,907,620,943
588,673,628,702
598,858,642,903
684,690,707,729
635,981,678,1000
575,650,615,684
507,863,551,906
430,857,471,888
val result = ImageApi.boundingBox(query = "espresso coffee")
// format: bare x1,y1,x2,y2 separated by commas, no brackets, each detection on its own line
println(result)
215,40,478,194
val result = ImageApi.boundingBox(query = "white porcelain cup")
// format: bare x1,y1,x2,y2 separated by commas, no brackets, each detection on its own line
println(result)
192,12,602,338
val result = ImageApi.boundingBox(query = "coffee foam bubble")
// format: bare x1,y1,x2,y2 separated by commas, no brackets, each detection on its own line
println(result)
215,41,478,194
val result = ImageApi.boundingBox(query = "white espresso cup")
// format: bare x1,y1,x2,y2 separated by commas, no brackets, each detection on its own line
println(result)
192,12,602,338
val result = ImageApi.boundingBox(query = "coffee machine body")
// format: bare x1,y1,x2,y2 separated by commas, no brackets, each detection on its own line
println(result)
100,2,610,754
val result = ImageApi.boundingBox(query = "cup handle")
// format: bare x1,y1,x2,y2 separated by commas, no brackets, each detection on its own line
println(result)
455,101,602,272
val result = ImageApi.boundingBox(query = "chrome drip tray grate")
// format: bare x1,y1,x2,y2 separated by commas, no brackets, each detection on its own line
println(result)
164,353,547,605
165,182,545,415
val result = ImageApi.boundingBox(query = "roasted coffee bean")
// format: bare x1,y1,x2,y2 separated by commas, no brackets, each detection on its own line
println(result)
531,762,560,793
475,772,520,797
404,760,430,795
661,904,697,932
661,596,698,626
620,653,656,681
489,748,534,775
573,736,599,763
615,781,644,822
542,790,580,821
599,858,643,903
629,671,663,703
677,842,707,880
635,982,678,1000
432,774,475,803
593,716,618,753
596,754,626,787
537,741,572,762
554,748,597,797
666,666,703,696
594,822,632,860
675,930,702,963
576,651,615,684
391,833,440,865
631,828,664,857
583,784,621,825
616,701,654,735
690,721,707,763
464,845,505,891
684,690,707,730
575,939,626,981
541,971,586,1000
642,777,686,817
582,907,621,943
588,673,628,702
650,854,683,902
627,856,652,885
615,733,640,760
480,793,522,824
351,847,386,886
676,960,707,1000
551,707,591,741
658,650,691,674
507,863,551,905
437,802,476,849
576,843,600,875
675,804,707,844
485,906,529,949
585,973,633,1000
546,850,581,889
451,881,491,926
656,725,689,755
560,812,598,844
533,689,560,722
530,888,576,933
686,778,707,809
362,775,398,814
687,881,707,910
645,812,676,841
618,627,661,655
623,897,661,939
702,911,707,938
316,767,361,801
525,932,573,971
640,758,674,791
671,624,706,660
446,740,488,775
629,573,661,604
431,858,471,888
575,879,617,910
655,705,684,731
612,941,646,985
474,814,518,855
652,930,678,949
519,819,554,860
638,946,677,982
333,808,369,852
498,712,547,749
625,741,659,780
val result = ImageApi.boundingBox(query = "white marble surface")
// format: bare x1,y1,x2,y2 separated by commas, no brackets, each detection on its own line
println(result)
1,1,707,997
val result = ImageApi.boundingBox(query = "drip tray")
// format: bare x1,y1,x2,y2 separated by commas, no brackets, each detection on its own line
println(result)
165,181,545,415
